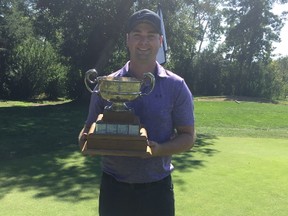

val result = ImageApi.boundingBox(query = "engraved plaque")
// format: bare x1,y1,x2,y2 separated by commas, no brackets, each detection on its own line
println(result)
106,124,118,134
117,124,129,135
95,123,107,134
129,125,140,135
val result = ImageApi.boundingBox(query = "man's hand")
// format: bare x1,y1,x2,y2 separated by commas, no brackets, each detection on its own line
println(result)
147,140,161,156
146,126,195,157
78,128,88,150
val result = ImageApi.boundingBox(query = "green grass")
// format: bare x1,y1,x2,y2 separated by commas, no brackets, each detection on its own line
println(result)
195,101,288,138
0,98,287,215
0,100,86,160
173,136,288,216
0,148,101,216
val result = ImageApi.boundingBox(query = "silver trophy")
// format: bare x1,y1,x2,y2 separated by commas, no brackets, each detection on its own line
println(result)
82,68,155,156
85,69,155,111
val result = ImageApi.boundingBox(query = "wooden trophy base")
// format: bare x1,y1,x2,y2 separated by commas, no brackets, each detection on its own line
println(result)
81,113,152,157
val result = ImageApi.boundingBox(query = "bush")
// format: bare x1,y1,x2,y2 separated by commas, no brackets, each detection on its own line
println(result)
4,37,69,100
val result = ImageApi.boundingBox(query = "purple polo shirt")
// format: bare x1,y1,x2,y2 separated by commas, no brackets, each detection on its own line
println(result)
86,61,194,183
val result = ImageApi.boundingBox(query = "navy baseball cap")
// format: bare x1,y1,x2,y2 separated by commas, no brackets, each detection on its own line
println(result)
127,9,162,34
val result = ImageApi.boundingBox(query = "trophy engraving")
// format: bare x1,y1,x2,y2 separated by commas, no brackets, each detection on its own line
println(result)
82,69,155,156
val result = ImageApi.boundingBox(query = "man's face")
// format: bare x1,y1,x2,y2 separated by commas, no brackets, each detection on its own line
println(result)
127,23,162,63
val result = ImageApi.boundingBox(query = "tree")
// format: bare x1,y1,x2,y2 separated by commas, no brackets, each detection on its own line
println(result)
269,56,288,99
0,0,35,99
1,0,288,100
222,0,287,96
33,0,134,98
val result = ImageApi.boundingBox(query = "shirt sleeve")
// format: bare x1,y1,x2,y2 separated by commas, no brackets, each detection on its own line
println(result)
172,79,195,127
85,91,105,126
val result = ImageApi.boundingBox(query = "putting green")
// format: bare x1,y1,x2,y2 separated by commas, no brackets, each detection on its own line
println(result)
174,137,288,216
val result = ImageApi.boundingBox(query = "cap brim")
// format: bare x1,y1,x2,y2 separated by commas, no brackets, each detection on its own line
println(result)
129,20,161,34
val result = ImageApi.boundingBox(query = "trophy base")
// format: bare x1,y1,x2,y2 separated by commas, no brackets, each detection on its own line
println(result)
82,142,152,157
81,122,152,157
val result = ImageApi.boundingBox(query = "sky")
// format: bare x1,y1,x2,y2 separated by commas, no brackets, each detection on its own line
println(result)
272,3,288,57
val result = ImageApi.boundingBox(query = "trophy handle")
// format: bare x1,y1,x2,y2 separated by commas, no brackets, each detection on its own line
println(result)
140,72,155,96
84,69,98,93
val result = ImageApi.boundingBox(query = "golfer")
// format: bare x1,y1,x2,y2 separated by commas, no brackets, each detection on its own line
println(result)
79,9,196,216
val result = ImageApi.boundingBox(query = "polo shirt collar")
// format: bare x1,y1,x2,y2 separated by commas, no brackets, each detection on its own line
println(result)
120,61,169,78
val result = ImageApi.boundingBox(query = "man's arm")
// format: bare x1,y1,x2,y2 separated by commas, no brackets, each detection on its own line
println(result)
148,125,196,157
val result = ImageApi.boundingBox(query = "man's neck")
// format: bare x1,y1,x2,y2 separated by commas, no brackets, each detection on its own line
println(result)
129,61,157,79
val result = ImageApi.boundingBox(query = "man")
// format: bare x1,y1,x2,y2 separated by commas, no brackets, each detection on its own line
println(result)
79,9,196,216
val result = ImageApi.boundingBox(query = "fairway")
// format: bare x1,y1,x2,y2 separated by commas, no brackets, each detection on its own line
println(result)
0,99,288,215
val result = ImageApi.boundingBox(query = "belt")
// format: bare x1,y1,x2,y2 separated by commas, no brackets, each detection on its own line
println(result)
102,172,171,190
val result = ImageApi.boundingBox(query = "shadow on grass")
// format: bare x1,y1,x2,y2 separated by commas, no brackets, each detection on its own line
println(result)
172,133,219,184
0,146,102,202
0,134,218,202
173,133,218,171
0,101,219,201
0,100,88,160
0,100,104,202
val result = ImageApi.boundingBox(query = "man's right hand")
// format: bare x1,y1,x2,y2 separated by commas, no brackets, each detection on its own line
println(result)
78,128,88,150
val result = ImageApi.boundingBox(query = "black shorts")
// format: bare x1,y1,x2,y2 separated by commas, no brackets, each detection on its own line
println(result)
99,172,175,216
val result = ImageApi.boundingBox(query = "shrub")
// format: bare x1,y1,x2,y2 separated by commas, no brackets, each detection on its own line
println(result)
5,37,69,100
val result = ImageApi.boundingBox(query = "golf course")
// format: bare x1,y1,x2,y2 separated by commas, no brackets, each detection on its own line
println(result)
0,97,287,216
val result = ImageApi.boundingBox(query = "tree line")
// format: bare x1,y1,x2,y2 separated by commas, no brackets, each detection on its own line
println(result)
0,0,287,100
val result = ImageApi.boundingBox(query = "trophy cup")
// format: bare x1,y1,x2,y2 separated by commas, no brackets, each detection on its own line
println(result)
81,69,155,157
